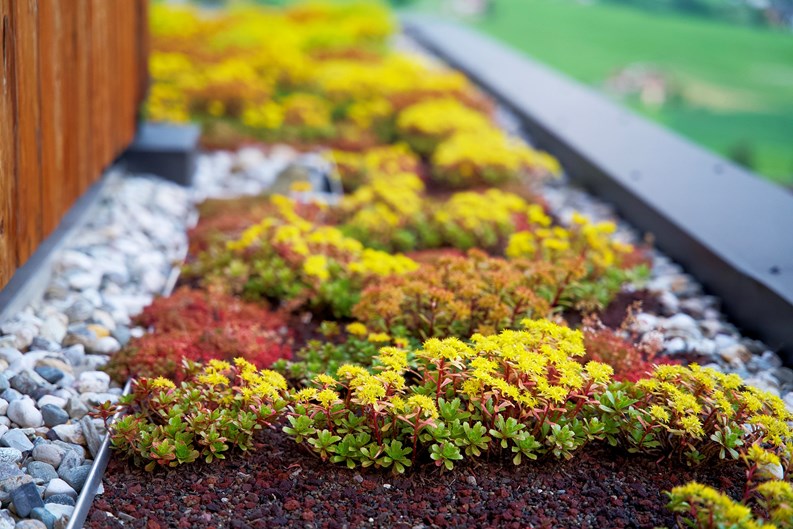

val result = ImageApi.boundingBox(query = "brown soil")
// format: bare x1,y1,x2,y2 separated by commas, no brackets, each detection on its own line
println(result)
87,428,742,529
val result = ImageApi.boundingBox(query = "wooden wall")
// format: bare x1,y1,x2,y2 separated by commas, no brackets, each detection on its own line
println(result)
0,0,149,290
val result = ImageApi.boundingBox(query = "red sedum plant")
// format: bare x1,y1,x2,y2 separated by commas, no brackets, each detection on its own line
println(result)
104,287,292,382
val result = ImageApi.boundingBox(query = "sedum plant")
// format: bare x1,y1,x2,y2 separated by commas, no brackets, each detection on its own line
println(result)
283,319,616,473
352,250,553,339
103,287,292,382
600,364,793,467
272,321,416,386
396,98,493,155
667,480,793,529
432,127,559,188
329,143,422,191
102,359,289,471
184,195,418,318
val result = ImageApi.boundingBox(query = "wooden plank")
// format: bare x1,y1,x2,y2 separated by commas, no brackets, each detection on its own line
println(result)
11,0,42,266
76,0,91,195
60,2,79,211
38,0,63,236
0,0,148,291
0,0,17,286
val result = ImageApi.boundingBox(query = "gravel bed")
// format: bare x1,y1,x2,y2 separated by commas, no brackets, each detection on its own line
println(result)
0,147,317,528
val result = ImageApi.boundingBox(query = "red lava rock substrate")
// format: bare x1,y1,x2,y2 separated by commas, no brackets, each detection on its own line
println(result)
87,428,743,529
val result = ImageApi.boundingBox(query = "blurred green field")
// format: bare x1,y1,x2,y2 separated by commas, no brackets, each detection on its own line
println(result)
411,0,793,186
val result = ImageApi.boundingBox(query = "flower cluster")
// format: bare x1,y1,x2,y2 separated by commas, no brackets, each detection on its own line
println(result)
603,364,793,467
103,288,292,382
103,359,289,471
668,480,793,529
284,320,615,472
185,195,417,318
352,250,551,339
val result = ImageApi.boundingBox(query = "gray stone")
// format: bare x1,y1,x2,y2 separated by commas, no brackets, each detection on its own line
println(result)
60,346,85,368
0,509,14,529
33,368,64,385
664,337,687,355
1,430,33,452
10,482,44,517
89,336,120,355
0,469,31,495
662,313,702,340
43,504,73,527
51,425,83,446
0,463,23,482
29,338,60,353
64,398,88,420
773,366,793,387
79,417,104,459
25,462,57,487
36,396,66,410
46,503,74,529
745,373,780,395
43,494,74,507
74,371,109,394
0,349,22,367
43,479,76,500
55,451,82,476
50,442,82,460
40,406,69,429
14,520,47,529
110,326,131,347
67,271,101,291
64,300,93,324
58,465,89,493
7,398,43,428
10,372,45,397
783,391,793,414
0,374,9,392
38,317,67,345
0,448,22,465
0,399,7,415
0,389,22,403
31,444,65,469
30,507,55,529
719,344,751,365
61,325,96,350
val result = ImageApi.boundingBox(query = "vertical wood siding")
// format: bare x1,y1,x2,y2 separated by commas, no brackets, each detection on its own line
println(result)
0,0,148,290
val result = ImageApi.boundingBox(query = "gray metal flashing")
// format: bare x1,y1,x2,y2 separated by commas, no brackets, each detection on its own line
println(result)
403,16,793,360
0,168,122,322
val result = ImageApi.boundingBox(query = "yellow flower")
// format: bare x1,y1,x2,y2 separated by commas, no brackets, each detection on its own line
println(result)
584,361,613,385
303,254,330,281
649,405,670,424
406,395,438,419
314,374,337,387
207,359,232,373
679,415,705,438
316,389,340,408
379,370,406,391
295,387,318,402
367,332,391,344
345,322,368,337
197,372,230,387
150,377,176,390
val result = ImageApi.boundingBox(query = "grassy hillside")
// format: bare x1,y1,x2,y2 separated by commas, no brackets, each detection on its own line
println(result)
413,0,793,186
